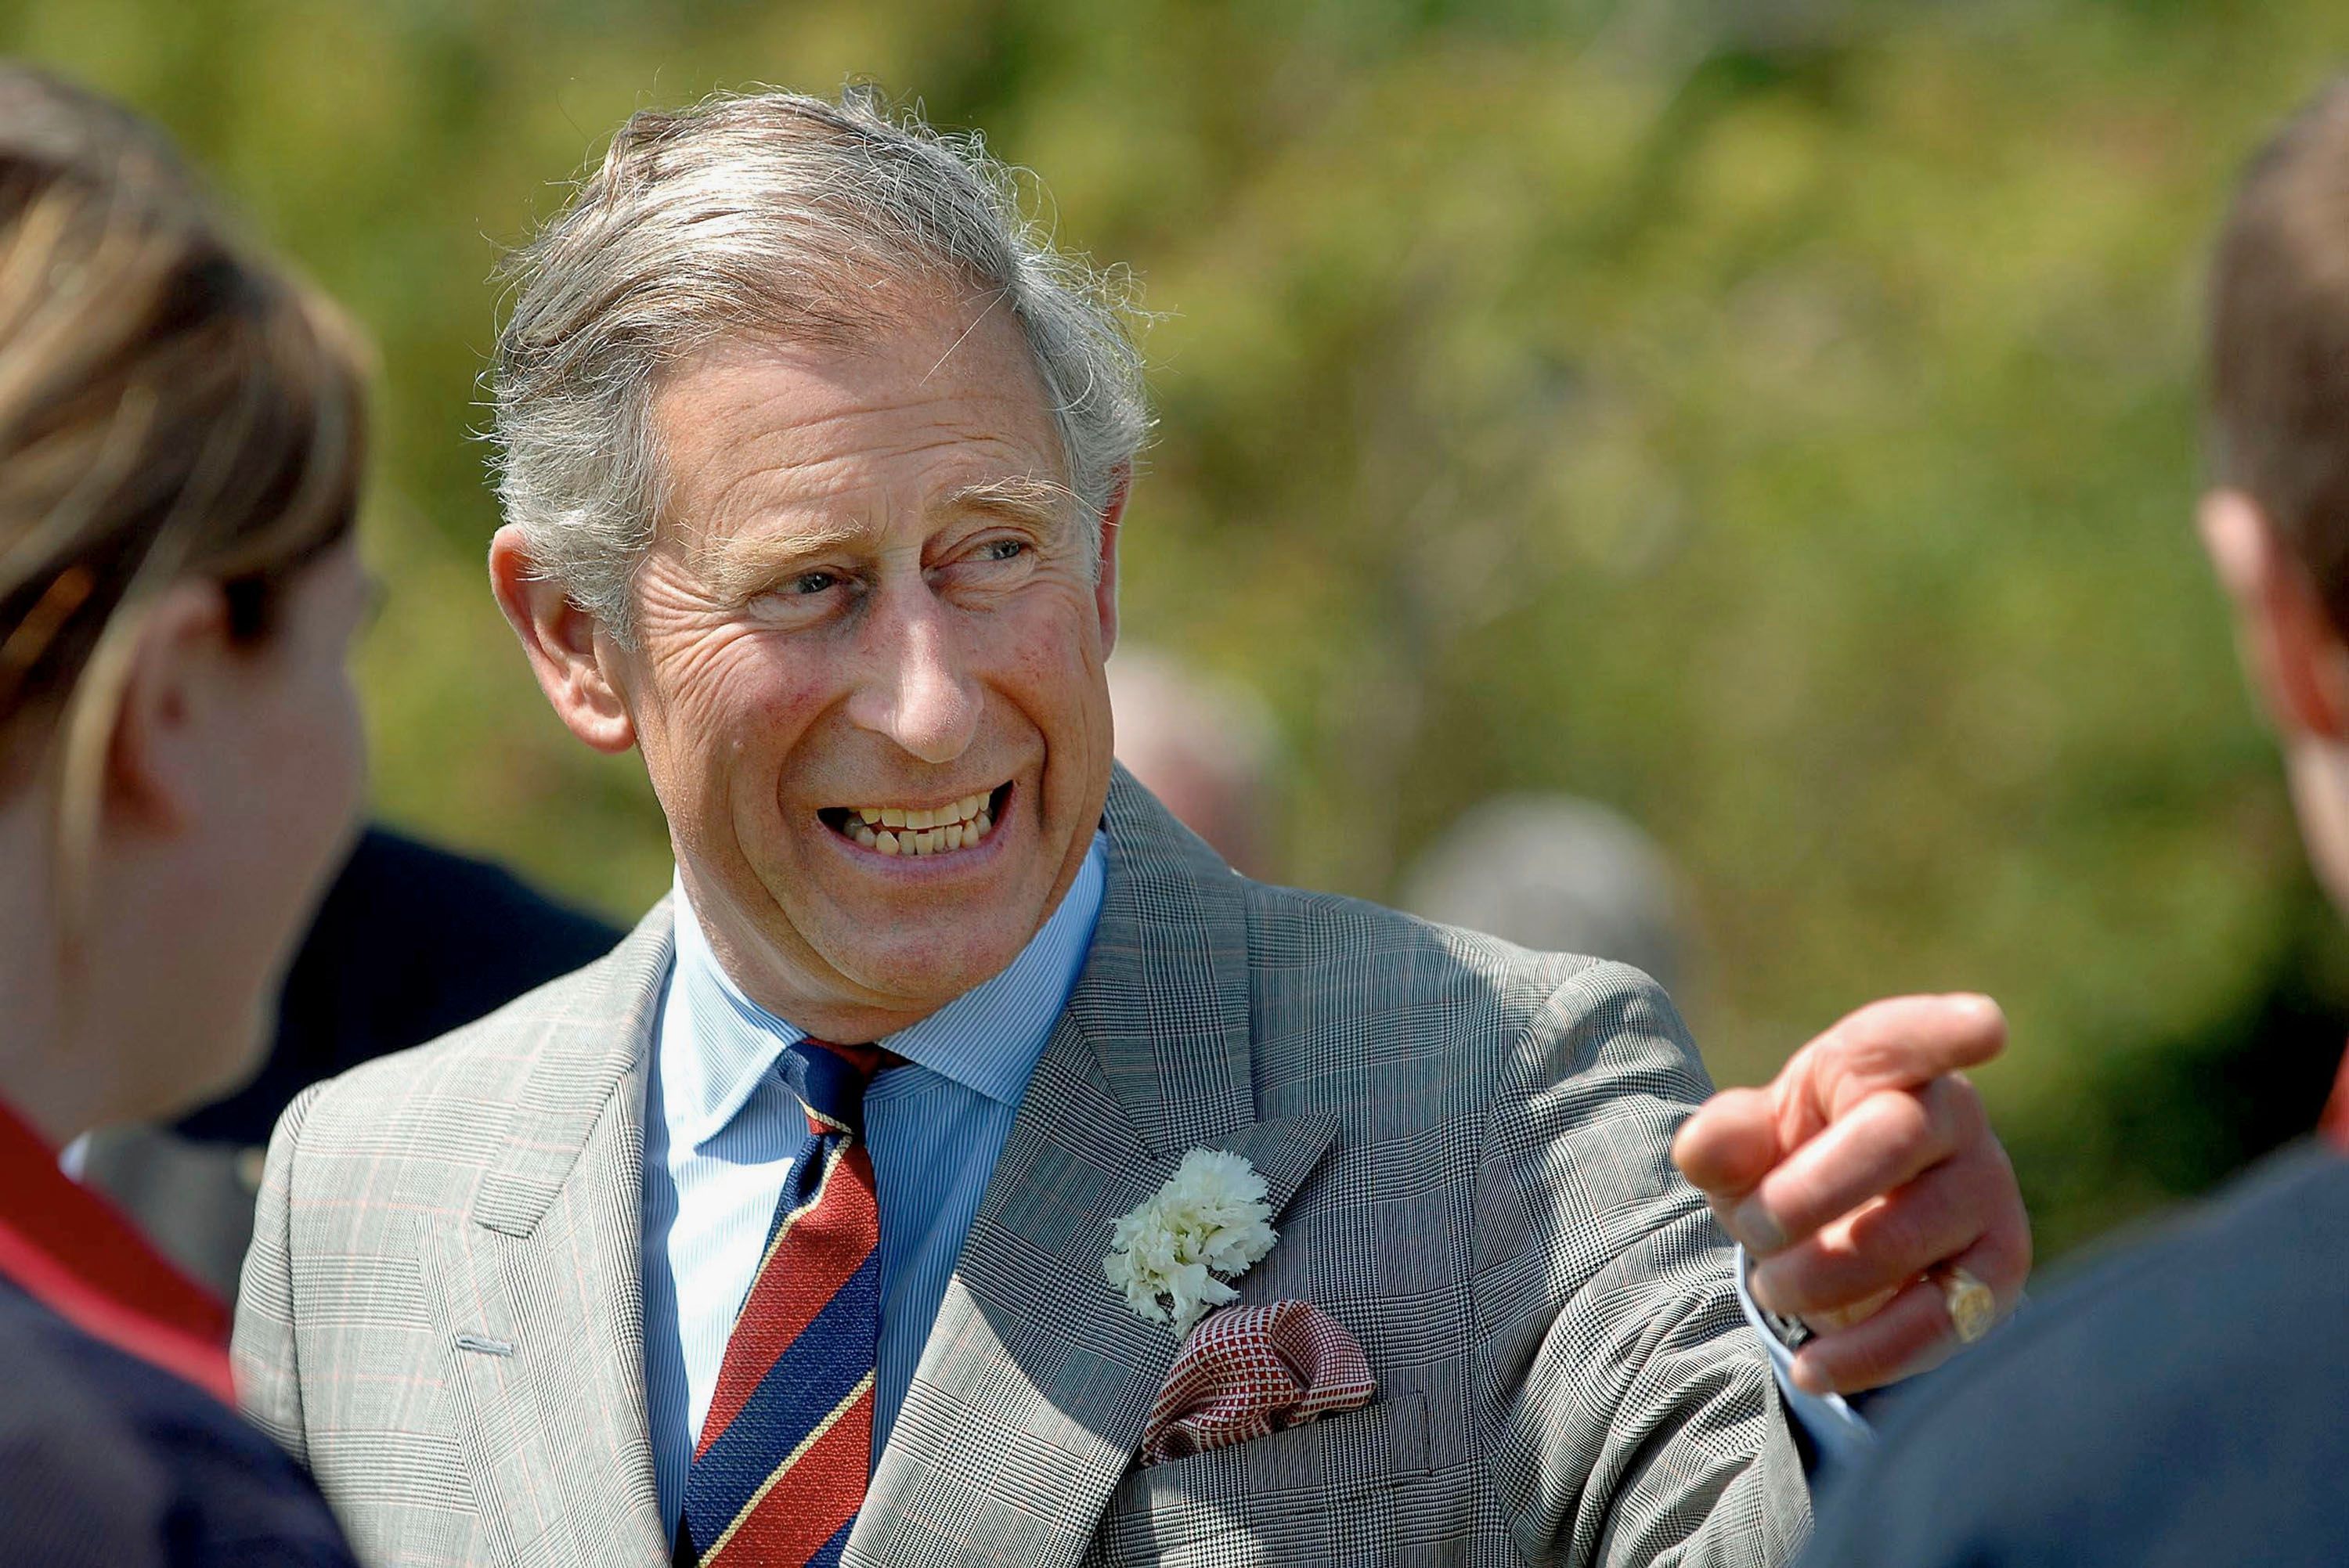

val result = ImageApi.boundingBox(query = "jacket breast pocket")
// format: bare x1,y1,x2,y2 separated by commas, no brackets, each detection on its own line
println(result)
1087,1391,1437,1567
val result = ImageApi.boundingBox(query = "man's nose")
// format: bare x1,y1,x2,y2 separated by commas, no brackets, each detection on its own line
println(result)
845,588,982,764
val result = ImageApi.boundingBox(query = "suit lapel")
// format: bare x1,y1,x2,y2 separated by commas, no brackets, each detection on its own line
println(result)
851,771,1339,1568
428,903,673,1568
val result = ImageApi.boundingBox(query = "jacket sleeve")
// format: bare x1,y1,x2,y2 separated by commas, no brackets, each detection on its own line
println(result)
232,1080,329,1465
1474,961,1811,1568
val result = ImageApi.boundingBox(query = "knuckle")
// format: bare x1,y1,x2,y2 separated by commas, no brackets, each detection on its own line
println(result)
1949,1148,2021,1230
1773,1235,1863,1315
1875,1087,1936,1145
1941,1077,1988,1140
1840,1093,1936,1178
1970,1223,2033,1292
1852,1197,1933,1271
1841,1032,1904,1082
1834,1000,1903,1054
1921,1091,1967,1158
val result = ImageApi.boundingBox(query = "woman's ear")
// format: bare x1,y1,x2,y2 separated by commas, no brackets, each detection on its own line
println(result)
488,525,637,754
2200,488,2349,742
107,578,234,834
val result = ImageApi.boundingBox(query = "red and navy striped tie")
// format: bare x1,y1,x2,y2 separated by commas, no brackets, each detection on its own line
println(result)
678,1038,883,1567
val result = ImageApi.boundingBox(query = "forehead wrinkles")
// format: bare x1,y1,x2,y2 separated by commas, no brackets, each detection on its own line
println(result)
651,320,1066,566
680,420,1063,570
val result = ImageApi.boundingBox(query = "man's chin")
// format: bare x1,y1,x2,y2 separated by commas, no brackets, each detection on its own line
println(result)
817,922,1042,1018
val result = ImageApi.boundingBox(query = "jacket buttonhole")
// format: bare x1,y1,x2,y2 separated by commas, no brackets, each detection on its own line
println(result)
454,1332,517,1357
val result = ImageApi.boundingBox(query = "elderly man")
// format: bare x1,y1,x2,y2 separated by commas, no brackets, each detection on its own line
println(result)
233,91,2027,1568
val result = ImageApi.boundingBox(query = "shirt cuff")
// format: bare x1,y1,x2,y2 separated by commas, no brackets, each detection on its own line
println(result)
1734,1243,1875,1471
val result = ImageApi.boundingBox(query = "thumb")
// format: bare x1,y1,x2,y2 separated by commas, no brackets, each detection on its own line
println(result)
1672,1086,1781,1204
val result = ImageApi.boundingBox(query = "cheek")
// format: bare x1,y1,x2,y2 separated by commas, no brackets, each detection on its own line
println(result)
644,636,834,822
330,669,367,798
292,669,367,856
990,586,1106,697
229,667,363,951
984,597,1114,808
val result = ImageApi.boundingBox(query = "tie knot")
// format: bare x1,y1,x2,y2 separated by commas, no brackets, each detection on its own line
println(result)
781,1038,879,1137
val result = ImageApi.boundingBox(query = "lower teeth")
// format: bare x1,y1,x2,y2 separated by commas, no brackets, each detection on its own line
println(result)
850,811,993,856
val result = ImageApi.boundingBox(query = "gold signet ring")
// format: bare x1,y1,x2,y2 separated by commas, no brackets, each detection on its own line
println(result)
1934,1263,1997,1343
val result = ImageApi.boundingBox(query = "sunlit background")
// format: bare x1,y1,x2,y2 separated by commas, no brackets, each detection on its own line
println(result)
16,0,2349,1256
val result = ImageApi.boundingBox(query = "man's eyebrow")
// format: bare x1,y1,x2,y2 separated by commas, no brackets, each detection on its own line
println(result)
698,521,870,599
946,474,1081,524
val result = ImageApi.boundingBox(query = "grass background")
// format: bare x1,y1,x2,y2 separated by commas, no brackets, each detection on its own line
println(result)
16,0,2349,1254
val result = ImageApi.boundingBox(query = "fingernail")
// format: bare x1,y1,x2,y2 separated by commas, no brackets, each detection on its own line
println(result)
1730,1196,1787,1255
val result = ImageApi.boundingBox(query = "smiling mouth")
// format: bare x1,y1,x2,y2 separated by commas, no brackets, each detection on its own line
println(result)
818,782,1011,857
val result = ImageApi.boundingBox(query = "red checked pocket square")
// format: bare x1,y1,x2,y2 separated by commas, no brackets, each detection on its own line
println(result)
1138,1299,1376,1465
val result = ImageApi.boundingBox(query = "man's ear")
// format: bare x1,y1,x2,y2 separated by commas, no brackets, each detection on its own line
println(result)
488,525,637,754
2200,488,2349,742
1093,466,1130,661
107,579,234,834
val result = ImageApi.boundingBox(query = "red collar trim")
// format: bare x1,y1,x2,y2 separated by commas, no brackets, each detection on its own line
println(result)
0,1097,232,1401
2324,1041,2349,1156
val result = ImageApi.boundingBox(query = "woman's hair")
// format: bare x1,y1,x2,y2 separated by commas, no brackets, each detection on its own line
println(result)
0,67,366,820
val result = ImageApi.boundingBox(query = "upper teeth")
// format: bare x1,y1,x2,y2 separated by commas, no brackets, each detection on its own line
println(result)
844,793,994,856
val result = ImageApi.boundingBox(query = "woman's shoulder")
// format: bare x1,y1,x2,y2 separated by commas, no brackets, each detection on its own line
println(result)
0,1283,359,1567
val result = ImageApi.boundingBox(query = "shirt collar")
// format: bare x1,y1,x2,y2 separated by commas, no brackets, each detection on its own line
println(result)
669,831,1109,1148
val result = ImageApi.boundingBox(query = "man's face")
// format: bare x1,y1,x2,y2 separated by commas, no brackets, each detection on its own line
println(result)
611,286,1118,1035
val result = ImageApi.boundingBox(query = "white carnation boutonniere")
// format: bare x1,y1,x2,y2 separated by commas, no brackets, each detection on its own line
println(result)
1104,1148,1278,1336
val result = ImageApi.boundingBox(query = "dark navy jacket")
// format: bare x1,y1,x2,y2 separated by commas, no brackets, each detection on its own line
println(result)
0,1278,356,1566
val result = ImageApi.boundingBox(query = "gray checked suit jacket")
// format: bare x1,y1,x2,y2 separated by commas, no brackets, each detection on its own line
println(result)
233,770,1810,1568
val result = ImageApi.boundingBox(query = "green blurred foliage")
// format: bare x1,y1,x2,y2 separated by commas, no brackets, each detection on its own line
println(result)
13,0,2349,1256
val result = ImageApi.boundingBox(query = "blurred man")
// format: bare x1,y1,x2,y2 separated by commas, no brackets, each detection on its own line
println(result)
1106,645,1280,877
1401,794,1688,999
1802,77,2349,1568
237,90,2026,1567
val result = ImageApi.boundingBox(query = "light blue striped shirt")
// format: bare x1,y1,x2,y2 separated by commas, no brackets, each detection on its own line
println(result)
640,833,1107,1537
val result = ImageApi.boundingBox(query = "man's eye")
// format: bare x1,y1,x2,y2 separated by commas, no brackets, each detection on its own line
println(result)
979,539,1026,562
789,571,840,595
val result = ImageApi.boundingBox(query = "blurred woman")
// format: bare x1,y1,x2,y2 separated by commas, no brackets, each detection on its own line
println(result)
0,66,365,1566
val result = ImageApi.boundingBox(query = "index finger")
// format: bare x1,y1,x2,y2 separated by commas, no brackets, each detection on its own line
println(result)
1801,994,2006,1115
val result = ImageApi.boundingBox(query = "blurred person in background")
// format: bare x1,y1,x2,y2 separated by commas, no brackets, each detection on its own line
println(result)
1802,74,2349,1568
1400,793,1688,1000
77,824,622,1300
238,88,2029,1567
0,65,362,1566
1106,643,1280,878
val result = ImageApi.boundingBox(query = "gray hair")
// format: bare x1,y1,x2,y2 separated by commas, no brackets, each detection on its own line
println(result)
489,87,1149,636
